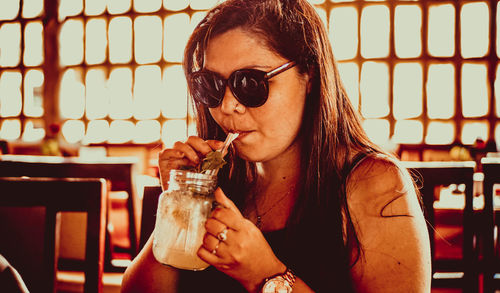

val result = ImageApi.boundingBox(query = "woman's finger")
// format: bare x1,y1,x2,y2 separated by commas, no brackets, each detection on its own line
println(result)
173,141,200,165
214,188,242,216
206,140,224,151
185,136,217,156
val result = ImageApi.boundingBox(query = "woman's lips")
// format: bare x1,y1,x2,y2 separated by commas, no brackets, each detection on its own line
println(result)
230,131,252,141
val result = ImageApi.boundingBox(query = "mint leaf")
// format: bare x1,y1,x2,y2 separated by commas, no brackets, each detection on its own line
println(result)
201,151,226,172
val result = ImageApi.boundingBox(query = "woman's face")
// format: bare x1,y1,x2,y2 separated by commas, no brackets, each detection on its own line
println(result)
205,28,310,163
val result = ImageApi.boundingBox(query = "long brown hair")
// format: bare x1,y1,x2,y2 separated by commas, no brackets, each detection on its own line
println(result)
183,0,385,289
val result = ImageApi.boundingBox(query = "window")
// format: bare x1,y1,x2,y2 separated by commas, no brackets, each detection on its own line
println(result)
1,0,499,148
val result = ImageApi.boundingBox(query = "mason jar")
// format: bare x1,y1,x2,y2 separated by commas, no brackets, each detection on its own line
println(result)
152,169,217,270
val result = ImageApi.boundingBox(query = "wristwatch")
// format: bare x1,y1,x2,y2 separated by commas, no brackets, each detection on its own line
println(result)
261,268,296,293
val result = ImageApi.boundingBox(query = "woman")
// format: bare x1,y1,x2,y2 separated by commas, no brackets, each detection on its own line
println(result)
121,0,431,292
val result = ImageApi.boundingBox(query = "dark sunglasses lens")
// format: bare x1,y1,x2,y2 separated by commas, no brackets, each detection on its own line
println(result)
190,72,225,107
230,70,268,107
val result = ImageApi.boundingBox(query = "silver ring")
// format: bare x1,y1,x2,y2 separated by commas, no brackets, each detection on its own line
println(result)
217,228,228,242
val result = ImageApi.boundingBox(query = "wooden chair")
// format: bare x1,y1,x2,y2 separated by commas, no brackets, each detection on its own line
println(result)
139,185,163,250
0,177,107,293
0,155,139,268
481,157,500,293
400,161,477,292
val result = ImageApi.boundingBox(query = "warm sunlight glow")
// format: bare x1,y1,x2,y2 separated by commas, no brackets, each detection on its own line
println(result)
85,0,106,16
164,13,191,62
425,122,455,145
427,64,455,119
134,0,161,13
58,0,83,21
428,4,455,57
314,8,327,27
86,68,109,120
496,124,500,148
395,5,422,58
85,18,107,65
393,63,423,119
134,120,161,143
23,69,44,117
360,62,389,118
60,69,85,119
134,65,162,119
135,16,162,64
0,0,19,20
190,0,220,10
109,120,134,143
393,120,423,144
109,17,132,64
0,71,22,117
85,120,109,144
461,121,488,145
462,63,489,118
0,119,21,140
363,119,390,145
361,5,390,58
22,120,45,142
162,65,188,119
22,0,43,19
162,119,187,148
24,21,44,67
163,0,189,11
329,7,358,61
59,19,84,66
461,2,489,59
0,22,21,67
108,67,133,119
108,0,131,15
62,120,85,143
337,62,359,110
495,65,500,117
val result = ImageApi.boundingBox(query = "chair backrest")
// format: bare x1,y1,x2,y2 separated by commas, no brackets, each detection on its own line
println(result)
400,161,476,291
139,186,162,250
0,155,139,256
0,177,107,293
480,157,500,293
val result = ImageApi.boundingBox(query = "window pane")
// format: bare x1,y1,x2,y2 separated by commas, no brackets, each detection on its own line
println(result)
461,63,488,118
330,7,358,61
22,119,45,142
162,65,187,119
363,119,389,145
86,68,109,120
428,4,455,57
495,123,500,149
24,21,44,67
134,65,162,119
461,121,488,144
0,71,22,117
62,120,84,143
361,5,390,59
461,2,489,58
108,67,133,119
162,119,186,148
60,69,85,119
190,0,219,10
495,64,500,117
85,119,109,143
163,0,189,11
134,0,161,13
0,0,20,20
109,120,134,143
0,119,21,140
360,61,389,118
23,69,44,117
109,17,132,64
134,120,161,143
393,120,423,144
426,121,455,145
393,62,423,119
427,64,455,119
108,0,131,14
59,19,84,66
0,23,21,67
22,0,44,18
85,0,106,16
135,16,162,64
337,62,359,110
164,13,190,62
395,5,422,58
86,18,107,65
59,0,83,21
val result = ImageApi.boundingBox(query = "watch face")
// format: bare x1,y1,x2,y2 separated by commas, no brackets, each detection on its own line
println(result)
262,277,292,293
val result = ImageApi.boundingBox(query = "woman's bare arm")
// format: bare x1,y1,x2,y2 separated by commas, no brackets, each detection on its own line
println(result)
347,157,431,293
121,236,180,293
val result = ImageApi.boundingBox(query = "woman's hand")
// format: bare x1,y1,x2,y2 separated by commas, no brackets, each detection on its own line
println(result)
157,136,223,189
198,188,287,293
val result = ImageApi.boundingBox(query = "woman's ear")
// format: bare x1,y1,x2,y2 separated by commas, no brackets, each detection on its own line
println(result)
306,67,315,95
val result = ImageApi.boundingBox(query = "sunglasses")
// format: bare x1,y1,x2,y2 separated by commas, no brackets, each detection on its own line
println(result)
188,61,296,108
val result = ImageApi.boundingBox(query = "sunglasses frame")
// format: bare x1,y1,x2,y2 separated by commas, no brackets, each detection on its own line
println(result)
189,61,296,108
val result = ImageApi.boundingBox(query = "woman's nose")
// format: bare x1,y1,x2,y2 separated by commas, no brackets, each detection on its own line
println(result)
220,86,245,114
